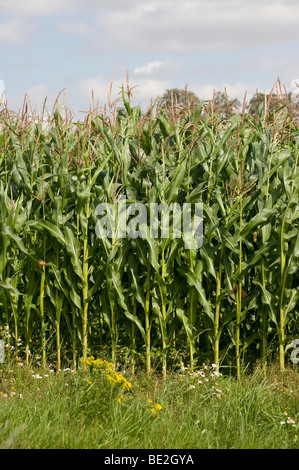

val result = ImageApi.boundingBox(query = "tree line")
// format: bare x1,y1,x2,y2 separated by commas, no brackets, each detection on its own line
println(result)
158,84,299,120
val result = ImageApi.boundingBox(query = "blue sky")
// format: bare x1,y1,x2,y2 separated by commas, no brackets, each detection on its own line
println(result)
0,0,298,119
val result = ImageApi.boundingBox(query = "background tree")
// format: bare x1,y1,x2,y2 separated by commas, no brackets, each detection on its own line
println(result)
208,90,241,119
159,88,201,109
246,91,299,118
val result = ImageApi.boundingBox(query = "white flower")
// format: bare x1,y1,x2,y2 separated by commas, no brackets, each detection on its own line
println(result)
187,385,195,390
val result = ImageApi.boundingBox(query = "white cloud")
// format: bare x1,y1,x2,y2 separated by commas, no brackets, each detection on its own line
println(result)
290,78,299,91
55,20,92,36
93,0,299,52
0,18,35,45
0,0,77,17
26,85,48,106
0,79,5,93
133,61,162,75
5,84,63,115
0,79,5,103
192,81,258,104
76,74,170,109
132,78,171,105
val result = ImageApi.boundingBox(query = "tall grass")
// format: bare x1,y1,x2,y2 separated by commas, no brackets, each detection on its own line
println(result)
0,358,298,449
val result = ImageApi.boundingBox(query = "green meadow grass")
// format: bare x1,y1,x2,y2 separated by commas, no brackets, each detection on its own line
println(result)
0,357,298,449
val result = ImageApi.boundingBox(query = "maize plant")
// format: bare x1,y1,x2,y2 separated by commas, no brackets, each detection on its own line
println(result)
0,80,298,378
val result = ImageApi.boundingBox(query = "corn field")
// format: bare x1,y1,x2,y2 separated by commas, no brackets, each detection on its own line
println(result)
0,81,298,378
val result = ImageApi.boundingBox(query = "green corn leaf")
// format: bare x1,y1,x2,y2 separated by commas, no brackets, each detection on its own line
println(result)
253,280,277,326
240,208,274,237
179,266,213,320
64,226,83,280
25,220,65,247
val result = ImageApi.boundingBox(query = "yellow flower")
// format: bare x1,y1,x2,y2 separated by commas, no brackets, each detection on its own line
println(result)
149,402,162,418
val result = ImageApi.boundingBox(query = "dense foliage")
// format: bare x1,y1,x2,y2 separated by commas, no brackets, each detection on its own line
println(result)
0,83,298,378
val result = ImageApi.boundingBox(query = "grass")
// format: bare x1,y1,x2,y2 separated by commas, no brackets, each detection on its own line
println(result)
0,356,298,449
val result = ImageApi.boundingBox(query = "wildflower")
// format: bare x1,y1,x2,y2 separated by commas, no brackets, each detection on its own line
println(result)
212,371,220,377
187,385,195,390
32,374,42,379
150,403,162,418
